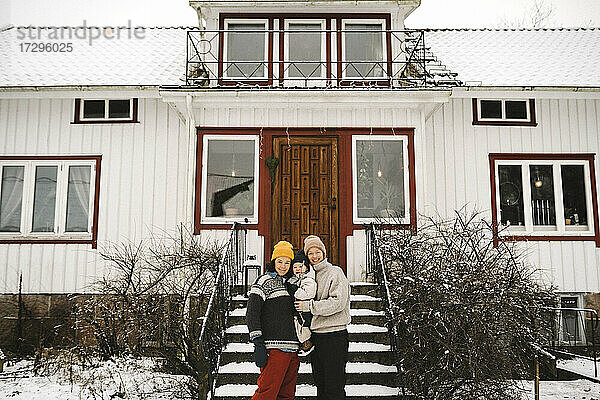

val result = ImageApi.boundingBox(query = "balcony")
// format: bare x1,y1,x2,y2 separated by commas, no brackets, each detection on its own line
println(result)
185,27,459,89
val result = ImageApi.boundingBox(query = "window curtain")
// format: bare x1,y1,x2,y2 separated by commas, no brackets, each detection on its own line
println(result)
66,166,91,232
0,166,25,232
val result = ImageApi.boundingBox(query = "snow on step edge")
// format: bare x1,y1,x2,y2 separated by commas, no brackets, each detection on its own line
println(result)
214,384,400,396
223,342,391,353
219,361,397,374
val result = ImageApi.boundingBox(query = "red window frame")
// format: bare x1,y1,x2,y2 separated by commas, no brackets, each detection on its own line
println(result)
217,13,393,87
0,155,102,248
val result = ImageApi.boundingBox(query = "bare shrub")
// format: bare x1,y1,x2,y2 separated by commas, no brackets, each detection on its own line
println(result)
74,225,223,398
379,209,558,400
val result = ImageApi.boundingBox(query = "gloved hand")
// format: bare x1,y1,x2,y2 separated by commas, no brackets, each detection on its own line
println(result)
285,281,299,297
253,337,268,368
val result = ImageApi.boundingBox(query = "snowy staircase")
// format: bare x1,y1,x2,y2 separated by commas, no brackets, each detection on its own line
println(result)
214,282,401,399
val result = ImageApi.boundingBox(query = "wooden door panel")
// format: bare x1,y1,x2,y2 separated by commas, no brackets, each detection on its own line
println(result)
272,136,339,264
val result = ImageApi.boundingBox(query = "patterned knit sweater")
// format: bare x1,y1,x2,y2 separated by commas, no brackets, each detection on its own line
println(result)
246,272,300,352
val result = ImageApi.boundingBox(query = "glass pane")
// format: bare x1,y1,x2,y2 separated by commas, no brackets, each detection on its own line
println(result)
498,165,524,226
561,165,588,226
32,166,58,232
529,165,556,226
226,23,266,78
344,24,384,78
205,140,255,218
505,100,528,120
83,100,105,119
108,100,131,119
480,100,502,119
0,166,24,232
560,297,581,343
66,166,91,232
356,140,405,219
288,23,322,78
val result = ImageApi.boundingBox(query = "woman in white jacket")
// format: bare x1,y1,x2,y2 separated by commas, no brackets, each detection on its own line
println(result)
294,235,351,400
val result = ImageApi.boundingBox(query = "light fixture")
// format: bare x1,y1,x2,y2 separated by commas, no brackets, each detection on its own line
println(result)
377,169,383,178
534,179,542,188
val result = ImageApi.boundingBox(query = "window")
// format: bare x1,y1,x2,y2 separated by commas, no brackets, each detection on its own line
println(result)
200,136,259,223
490,154,598,242
352,136,410,223
342,20,386,79
0,157,100,246
473,98,536,126
223,20,268,80
74,99,138,123
284,20,326,81
558,295,586,345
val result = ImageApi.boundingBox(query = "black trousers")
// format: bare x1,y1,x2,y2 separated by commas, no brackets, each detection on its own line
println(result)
310,329,349,400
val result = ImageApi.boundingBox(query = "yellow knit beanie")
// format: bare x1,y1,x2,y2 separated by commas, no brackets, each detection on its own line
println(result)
271,240,294,261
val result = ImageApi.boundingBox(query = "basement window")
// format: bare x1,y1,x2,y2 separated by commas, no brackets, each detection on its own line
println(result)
74,99,138,123
473,99,536,126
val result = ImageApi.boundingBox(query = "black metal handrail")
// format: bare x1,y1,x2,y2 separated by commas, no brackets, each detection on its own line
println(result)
548,307,599,378
365,223,405,396
198,222,247,398
185,28,451,88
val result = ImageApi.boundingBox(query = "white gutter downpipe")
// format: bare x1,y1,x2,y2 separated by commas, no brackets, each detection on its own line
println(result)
185,95,197,226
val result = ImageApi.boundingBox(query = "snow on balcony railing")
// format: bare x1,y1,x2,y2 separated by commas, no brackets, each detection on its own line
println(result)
185,28,459,89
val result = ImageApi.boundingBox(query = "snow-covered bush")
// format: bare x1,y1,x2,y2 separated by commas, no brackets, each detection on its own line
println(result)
379,210,558,400
73,225,222,398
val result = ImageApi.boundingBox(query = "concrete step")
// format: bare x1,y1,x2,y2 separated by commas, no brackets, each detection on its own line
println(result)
350,282,379,296
214,383,403,400
225,324,389,344
221,342,395,365
228,307,386,326
217,361,398,385
231,294,383,311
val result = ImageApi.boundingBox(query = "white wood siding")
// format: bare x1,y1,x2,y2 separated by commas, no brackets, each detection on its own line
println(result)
0,97,190,293
424,97,600,292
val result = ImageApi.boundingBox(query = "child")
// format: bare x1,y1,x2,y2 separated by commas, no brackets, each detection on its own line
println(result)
286,249,317,353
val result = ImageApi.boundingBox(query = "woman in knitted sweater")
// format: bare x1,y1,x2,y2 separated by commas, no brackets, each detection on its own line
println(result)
246,240,300,400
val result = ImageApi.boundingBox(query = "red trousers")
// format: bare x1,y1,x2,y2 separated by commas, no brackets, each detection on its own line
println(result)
252,349,300,400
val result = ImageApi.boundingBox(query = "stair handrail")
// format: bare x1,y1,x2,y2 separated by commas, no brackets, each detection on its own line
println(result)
198,222,247,398
365,223,405,396
548,306,599,378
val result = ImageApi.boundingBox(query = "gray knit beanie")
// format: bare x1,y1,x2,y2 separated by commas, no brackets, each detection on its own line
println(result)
303,235,327,258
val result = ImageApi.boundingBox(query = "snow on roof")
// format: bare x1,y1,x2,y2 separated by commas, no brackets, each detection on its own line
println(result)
1,26,599,88
0,26,189,87
425,28,600,87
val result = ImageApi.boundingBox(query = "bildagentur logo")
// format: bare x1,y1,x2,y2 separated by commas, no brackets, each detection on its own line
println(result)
16,20,146,46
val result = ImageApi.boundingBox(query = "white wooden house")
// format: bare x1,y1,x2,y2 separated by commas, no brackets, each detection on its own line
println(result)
1,0,600,335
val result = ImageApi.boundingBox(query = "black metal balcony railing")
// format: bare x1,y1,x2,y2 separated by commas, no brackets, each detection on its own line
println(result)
186,28,458,88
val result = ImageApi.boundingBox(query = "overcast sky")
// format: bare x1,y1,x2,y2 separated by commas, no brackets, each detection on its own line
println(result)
1,0,599,28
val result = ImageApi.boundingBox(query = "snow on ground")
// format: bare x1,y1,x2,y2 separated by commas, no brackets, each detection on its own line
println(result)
558,357,600,382
0,357,191,400
518,380,600,399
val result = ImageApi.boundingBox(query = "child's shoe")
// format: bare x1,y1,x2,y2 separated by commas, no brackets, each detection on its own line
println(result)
299,340,314,356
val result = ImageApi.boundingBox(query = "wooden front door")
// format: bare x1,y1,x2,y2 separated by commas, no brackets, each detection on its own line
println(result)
272,137,339,264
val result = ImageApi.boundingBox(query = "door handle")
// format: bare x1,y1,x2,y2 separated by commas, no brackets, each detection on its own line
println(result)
329,197,337,210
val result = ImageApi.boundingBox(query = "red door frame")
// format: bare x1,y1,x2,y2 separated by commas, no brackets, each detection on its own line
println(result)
194,127,416,273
